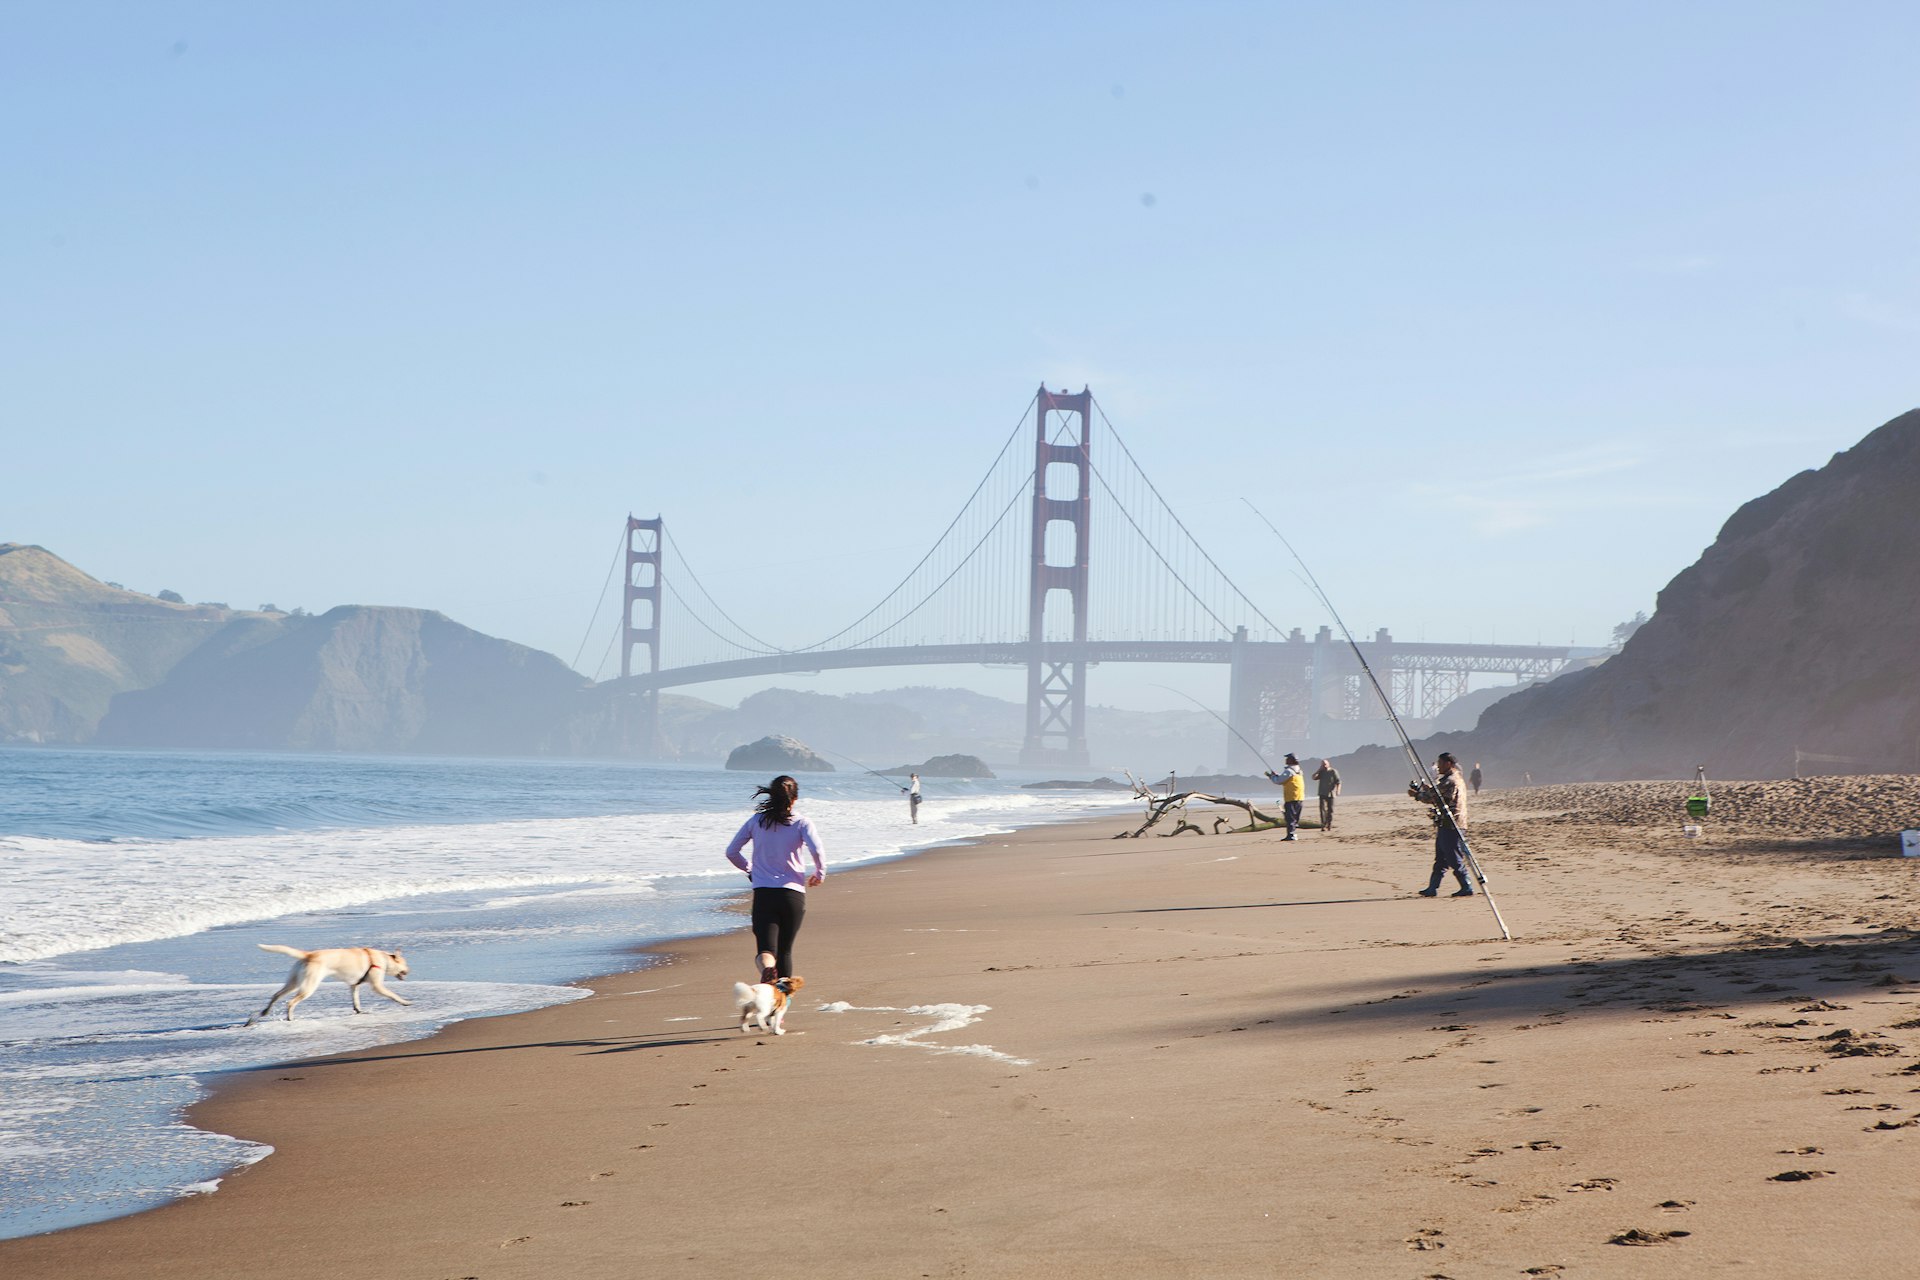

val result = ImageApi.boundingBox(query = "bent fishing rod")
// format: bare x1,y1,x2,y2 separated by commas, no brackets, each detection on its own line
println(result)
815,746,914,793
1243,501,1512,941
1151,683,1280,776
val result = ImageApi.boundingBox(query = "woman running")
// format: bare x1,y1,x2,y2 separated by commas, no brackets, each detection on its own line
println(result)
724,774,825,983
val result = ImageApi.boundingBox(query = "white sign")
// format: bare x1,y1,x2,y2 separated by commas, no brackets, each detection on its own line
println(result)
1903,830,1920,858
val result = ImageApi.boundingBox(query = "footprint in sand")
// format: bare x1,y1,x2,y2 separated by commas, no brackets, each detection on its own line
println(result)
1404,1227,1446,1251
1610,1228,1691,1245
1523,1267,1565,1276
1769,1169,1837,1181
1658,1199,1695,1212
1497,1193,1558,1213
559,1200,591,1208
502,1236,533,1248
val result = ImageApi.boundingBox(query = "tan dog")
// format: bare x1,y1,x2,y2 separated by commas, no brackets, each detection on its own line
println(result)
248,944,411,1024
734,975,804,1035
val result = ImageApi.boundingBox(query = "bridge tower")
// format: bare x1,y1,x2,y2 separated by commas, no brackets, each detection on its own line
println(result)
1227,627,1312,770
622,515,664,756
1021,386,1093,768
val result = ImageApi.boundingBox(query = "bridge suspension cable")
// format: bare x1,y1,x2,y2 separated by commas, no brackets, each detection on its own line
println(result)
660,527,788,656
778,388,1038,654
570,524,629,674
605,385,1303,674
1090,396,1289,640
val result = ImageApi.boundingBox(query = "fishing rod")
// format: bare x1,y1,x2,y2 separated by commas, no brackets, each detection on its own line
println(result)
1243,500,1512,941
1152,683,1280,776
814,746,914,794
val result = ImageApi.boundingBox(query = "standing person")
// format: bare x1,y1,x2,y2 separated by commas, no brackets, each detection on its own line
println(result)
1265,753,1306,841
1312,758,1341,832
1409,752,1473,898
724,775,825,984
1469,762,1484,795
906,772,922,825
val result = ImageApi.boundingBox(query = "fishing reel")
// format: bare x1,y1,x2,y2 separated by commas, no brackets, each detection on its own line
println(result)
1408,780,1446,825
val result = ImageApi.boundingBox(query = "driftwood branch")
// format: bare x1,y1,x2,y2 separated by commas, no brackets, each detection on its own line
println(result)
1115,774,1286,838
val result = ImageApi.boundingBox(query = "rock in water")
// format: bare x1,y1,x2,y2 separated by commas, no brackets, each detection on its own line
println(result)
725,735,835,773
913,753,995,778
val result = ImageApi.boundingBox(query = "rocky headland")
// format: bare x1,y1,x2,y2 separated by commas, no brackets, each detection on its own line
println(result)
1336,407,1920,789
0,544,257,743
94,605,588,754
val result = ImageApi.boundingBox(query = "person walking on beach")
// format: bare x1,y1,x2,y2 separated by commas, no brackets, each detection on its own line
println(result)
1469,762,1483,795
1265,753,1306,841
906,772,922,825
724,775,825,983
1312,758,1341,831
1410,752,1473,898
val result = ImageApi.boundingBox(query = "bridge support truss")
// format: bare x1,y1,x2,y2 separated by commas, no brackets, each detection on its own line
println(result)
622,515,663,757
1227,628,1312,771
1021,387,1093,768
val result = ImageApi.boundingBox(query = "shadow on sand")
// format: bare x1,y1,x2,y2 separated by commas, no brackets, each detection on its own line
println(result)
233,1026,745,1073
1169,931,1920,1038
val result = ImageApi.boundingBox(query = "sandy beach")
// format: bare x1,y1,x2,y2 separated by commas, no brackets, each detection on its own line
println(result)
6,782,1920,1279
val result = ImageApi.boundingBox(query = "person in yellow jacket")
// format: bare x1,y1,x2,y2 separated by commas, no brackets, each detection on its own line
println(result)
1265,752,1307,840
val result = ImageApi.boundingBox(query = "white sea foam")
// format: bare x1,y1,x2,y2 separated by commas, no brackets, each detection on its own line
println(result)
819,1000,1032,1066
0,790,1119,965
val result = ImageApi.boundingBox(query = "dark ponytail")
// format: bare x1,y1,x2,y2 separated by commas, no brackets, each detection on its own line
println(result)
754,775,799,828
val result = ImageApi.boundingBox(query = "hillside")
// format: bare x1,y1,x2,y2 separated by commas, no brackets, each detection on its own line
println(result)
95,606,590,754
0,544,249,743
563,680,1231,770
1336,408,1920,789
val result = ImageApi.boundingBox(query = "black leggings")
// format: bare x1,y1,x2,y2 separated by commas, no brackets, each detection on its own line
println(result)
751,887,807,978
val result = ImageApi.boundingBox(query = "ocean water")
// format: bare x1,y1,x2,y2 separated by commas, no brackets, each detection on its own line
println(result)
0,747,1126,1239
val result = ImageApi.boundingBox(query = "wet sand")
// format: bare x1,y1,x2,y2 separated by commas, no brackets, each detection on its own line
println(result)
5,782,1920,1278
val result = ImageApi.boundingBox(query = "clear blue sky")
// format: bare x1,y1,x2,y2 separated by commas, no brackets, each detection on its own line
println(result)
5,3,1916,712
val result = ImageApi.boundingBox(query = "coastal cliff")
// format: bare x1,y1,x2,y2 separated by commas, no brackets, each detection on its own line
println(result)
95,606,589,754
0,544,247,743
1338,408,1920,787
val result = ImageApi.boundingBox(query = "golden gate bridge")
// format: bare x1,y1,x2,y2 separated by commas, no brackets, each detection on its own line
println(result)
592,386,1584,767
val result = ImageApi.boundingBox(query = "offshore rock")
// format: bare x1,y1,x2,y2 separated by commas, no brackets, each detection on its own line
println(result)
887,753,995,778
725,735,835,773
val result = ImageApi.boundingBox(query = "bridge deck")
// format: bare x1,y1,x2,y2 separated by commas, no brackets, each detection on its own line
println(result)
610,639,1588,692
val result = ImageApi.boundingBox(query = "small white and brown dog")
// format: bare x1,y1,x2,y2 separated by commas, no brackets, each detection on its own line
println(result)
247,944,411,1025
734,974,804,1035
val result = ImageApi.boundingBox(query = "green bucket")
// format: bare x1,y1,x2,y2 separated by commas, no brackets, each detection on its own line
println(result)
1685,795,1710,818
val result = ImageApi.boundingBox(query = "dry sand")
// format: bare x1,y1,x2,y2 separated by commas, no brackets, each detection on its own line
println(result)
5,781,1920,1278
